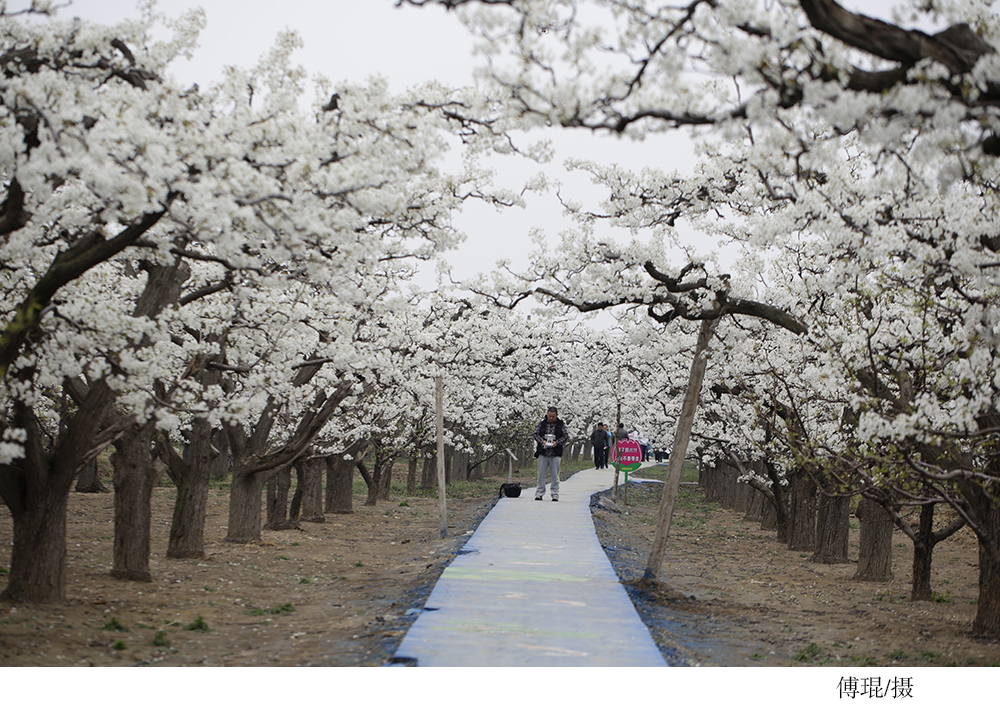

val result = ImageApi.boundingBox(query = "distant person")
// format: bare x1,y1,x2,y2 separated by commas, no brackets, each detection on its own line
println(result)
617,423,629,441
533,406,569,501
591,422,610,469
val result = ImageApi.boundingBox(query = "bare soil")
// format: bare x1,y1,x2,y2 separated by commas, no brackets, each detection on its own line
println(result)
592,480,1000,667
0,471,998,667
0,486,495,666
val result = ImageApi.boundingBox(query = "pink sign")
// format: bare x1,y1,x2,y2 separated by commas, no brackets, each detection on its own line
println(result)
611,438,643,465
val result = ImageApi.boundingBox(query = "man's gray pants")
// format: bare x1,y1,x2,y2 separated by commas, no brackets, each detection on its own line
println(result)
536,455,561,499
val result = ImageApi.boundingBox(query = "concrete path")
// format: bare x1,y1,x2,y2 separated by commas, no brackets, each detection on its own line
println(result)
391,466,667,667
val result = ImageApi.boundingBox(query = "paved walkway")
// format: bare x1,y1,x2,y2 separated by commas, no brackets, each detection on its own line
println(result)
391,466,667,667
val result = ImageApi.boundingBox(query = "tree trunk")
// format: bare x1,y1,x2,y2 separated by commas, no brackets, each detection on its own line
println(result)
224,378,355,545
964,414,1000,637
377,458,394,501
264,465,295,530
761,461,790,542
854,496,894,581
110,424,157,581
972,498,1000,636
164,418,214,558
209,427,230,480
734,478,751,515
702,463,721,503
406,456,419,495
74,458,107,493
420,454,434,490
0,383,115,603
910,503,937,601
357,457,379,507
325,454,354,514
719,464,738,510
811,494,851,564
225,467,270,544
744,484,766,523
293,457,325,523
787,472,817,551
1,482,70,603
644,316,717,581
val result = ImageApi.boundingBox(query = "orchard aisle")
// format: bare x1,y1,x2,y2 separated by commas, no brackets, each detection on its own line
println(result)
391,465,668,667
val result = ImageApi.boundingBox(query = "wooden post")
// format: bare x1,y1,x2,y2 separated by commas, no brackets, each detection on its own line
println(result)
643,317,718,581
436,376,447,538
506,448,517,483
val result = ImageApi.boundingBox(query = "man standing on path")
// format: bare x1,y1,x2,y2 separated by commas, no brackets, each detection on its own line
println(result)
534,407,569,501
591,422,610,469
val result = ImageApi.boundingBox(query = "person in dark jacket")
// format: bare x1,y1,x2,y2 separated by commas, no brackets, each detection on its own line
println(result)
591,422,610,469
533,406,569,501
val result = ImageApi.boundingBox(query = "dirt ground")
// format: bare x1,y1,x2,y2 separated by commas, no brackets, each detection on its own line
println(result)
0,470,998,667
592,480,1000,667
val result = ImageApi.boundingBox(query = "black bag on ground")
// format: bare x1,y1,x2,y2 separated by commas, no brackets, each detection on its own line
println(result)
499,482,521,498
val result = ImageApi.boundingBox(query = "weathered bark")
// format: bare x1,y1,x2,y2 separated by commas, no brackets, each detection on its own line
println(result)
325,454,355,514
719,464,739,510
1,480,70,603
110,424,158,581
406,456,419,495
209,427,230,480
357,457,379,507
854,496,894,581
265,465,295,530
420,454,434,490
701,463,722,503
744,484,767,523
800,0,994,75
644,316,718,581
377,457,394,501
162,417,214,558
292,457,325,523
226,468,271,543
733,478,752,515
811,494,851,564
0,382,114,602
972,498,1000,636
224,379,355,544
910,503,937,601
787,472,817,552
74,458,107,493
763,461,790,542
960,415,1000,636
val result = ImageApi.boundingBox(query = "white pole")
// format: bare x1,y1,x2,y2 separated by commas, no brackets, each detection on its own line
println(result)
436,376,447,538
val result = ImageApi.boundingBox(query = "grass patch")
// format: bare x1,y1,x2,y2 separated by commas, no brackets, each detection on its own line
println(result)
248,603,296,616
151,630,171,647
100,617,128,632
794,643,823,662
112,640,127,651
183,616,210,632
